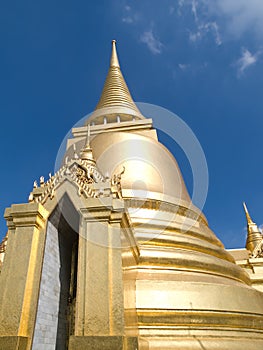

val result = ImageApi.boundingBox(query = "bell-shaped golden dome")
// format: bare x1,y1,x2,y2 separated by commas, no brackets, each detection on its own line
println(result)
91,131,191,204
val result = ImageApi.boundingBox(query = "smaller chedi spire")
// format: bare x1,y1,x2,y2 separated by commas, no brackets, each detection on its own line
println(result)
243,202,263,254
88,40,144,123
80,124,95,164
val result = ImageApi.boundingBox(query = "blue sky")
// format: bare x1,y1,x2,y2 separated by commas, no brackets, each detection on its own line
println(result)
1,0,263,248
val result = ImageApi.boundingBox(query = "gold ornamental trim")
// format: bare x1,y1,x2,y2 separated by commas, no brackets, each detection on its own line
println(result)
136,309,263,331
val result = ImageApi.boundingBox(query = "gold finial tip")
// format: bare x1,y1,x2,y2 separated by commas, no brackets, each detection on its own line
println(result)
243,201,254,225
110,39,120,68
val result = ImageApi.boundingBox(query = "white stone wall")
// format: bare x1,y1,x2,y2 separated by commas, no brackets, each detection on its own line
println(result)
32,221,61,350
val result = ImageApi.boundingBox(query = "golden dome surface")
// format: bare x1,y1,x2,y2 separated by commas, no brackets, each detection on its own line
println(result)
90,131,191,205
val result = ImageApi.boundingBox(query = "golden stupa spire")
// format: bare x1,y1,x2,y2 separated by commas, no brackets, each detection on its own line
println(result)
243,202,263,254
243,202,254,225
94,40,142,118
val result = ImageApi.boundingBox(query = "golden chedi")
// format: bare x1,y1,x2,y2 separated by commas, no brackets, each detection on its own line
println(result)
1,40,263,350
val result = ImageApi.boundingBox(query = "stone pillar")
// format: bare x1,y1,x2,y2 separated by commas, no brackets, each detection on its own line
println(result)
0,203,49,350
70,197,138,349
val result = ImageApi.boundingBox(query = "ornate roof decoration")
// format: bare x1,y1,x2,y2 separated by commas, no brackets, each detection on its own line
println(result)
28,137,125,205
243,202,263,258
0,233,7,254
250,240,263,259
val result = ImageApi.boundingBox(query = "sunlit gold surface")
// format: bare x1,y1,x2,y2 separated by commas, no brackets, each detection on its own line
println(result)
90,131,191,204
230,248,263,293
0,203,49,350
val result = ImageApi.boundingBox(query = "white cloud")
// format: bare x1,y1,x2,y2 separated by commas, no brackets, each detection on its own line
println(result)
204,22,222,45
140,30,163,54
178,63,190,71
182,0,263,44
191,0,198,22
122,17,133,24
189,31,202,43
189,21,222,46
177,0,186,16
206,0,263,37
122,4,140,25
180,0,263,39
177,1,222,46
236,48,260,76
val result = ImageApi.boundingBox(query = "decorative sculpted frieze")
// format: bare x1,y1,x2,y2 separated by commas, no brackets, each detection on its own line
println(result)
28,155,125,205
250,239,263,259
